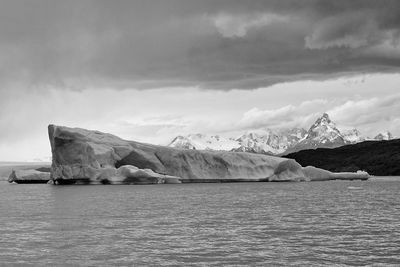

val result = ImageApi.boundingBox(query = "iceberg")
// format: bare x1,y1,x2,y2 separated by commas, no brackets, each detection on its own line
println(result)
48,125,369,184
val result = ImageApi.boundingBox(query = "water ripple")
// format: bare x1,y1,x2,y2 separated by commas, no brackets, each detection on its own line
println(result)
0,179,400,266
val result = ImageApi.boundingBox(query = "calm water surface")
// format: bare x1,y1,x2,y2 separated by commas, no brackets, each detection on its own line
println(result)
1,178,400,266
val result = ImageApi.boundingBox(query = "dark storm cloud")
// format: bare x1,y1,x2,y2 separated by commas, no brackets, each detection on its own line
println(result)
1,0,400,90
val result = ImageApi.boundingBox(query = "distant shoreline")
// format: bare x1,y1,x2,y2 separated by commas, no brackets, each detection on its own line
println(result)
0,162,51,166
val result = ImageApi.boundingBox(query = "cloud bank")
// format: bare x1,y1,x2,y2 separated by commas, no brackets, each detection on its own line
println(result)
1,1,400,161
1,73,399,161
0,0,400,90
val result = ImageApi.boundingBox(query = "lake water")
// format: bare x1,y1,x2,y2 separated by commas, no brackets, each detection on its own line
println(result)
1,178,400,266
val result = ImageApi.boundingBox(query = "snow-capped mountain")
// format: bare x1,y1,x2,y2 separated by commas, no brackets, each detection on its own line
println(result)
168,136,196,150
374,131,393,141
342,129,365,144
169,129,307,155
168,134,239,151
233,128,306,155
305,113,345,144
168,113,395,155
285,113,346,153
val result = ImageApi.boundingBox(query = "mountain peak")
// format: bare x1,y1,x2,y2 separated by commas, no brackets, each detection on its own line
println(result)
168,135,196,149
322,112,330,119
288,113,346,152
374,131,393,141
307,113,340,137
314,112,332,125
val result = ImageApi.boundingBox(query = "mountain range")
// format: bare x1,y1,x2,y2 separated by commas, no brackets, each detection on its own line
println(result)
168,113,394,155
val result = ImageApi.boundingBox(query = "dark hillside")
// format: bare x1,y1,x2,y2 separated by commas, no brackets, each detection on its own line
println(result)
284,139,400,176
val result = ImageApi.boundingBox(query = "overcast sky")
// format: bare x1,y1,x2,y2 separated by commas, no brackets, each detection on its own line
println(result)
1,0,400,161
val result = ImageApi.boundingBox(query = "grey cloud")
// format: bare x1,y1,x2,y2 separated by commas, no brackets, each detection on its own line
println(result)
328,94,400,130
305,10,379,49
232,93,400,137
1,0,400,90
235,99,329,131
210,13,288,38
